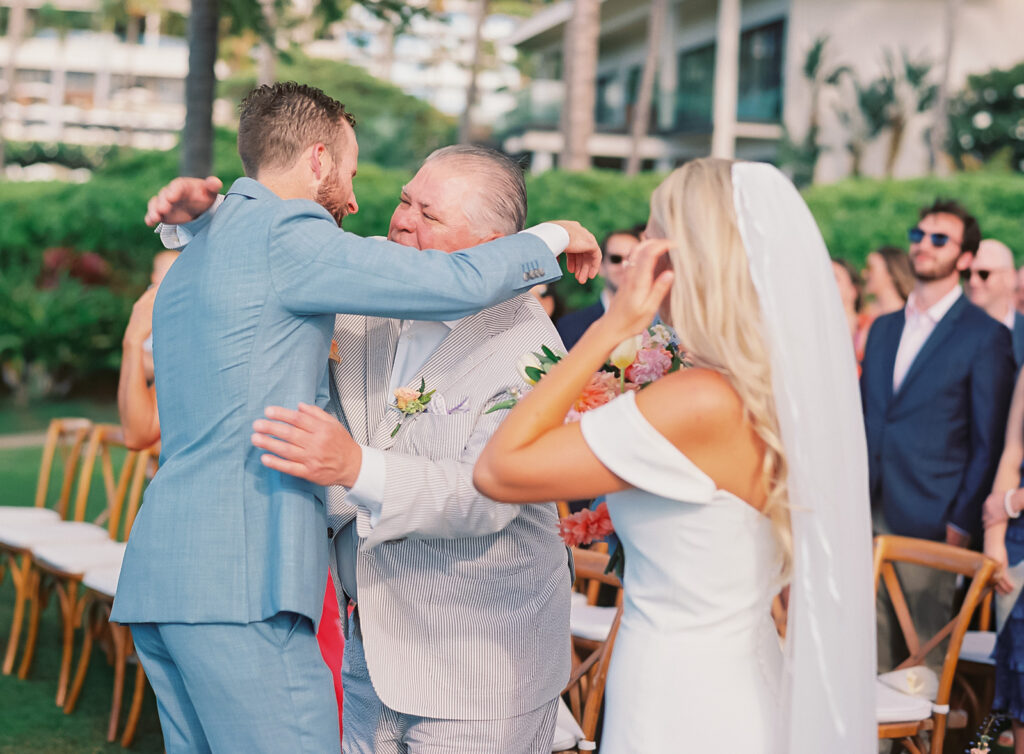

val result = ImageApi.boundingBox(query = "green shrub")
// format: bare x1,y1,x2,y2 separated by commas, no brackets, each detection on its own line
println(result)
803,170,1024,264
0,272,133,403
947,62,1024,173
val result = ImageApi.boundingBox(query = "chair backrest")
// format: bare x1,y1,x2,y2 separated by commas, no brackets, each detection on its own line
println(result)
30,418,92,519
67,424,141,540
874,535,997,723
572,543,621,607
563,547,624,745
115,444,157,541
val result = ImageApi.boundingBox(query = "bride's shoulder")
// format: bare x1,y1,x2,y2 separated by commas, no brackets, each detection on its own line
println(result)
636,368,746,445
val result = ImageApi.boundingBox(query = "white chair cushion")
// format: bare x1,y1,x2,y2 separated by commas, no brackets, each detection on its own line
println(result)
0,521,107,549
959,630,996,665
552,697,585,751
82,564,122,596
32,540,126,575
570,603,617,642
875,679,934,723
570,591,588,608
878,665,939,701
0,507,60,525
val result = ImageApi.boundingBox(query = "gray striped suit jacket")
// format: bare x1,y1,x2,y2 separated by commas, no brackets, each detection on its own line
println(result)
327,294,572,721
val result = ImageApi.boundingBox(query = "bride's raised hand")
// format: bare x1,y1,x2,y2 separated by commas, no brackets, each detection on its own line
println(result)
602,239,675,341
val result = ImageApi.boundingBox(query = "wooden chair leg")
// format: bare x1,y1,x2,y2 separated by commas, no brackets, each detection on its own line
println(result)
2,554,31,675
107,623,128,742
17,568,47,680
64,602,99,714
55,579,82,707
120,661,146,747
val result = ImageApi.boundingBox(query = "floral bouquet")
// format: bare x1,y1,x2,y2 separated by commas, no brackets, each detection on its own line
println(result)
492,323,689,577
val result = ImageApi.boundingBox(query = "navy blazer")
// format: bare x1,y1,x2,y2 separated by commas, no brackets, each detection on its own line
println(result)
1013,311,1024,369
556,301,604,349
860,295,1015,541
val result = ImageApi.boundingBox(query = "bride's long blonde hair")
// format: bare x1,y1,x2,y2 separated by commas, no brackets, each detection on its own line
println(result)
648,158,792,579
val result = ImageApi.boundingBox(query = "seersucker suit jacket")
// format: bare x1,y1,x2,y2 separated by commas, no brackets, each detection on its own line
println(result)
327,293,572,721
111,178,561,628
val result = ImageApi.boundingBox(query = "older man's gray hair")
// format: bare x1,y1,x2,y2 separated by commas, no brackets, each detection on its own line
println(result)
423,145,528,236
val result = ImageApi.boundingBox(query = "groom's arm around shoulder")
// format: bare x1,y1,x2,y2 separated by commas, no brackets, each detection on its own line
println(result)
265,200,562,321
353,297,563,548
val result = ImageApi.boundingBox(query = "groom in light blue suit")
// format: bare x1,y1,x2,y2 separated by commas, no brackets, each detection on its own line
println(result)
111,83,599,753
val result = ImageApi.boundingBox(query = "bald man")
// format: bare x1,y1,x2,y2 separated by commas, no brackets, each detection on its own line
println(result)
966,239,1024,368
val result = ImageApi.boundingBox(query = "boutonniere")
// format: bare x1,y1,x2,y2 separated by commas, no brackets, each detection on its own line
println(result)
329,340,341,364
484,345,564,414
391,378,436,437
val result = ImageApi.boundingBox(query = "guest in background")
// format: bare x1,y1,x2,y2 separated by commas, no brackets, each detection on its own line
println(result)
863,245,914,319
966,239,1024,368
982,365,1024,754
861,199,1016,670
832,259,863,337
556,225,643,349
1016,266,1024,315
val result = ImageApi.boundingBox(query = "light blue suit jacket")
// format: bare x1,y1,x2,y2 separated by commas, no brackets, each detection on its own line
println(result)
111,177,560,627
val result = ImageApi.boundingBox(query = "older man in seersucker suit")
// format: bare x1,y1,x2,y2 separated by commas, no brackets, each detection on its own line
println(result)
253,145,572,754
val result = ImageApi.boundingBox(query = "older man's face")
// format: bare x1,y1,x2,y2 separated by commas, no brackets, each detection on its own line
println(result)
388,161,498,252
966,241,1016,314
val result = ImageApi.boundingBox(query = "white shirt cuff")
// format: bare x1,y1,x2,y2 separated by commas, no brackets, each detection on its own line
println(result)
348,446,386,526
521,222,569,258
155,194,225,249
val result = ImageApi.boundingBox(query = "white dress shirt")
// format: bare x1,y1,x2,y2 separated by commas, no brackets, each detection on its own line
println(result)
892,285,963,393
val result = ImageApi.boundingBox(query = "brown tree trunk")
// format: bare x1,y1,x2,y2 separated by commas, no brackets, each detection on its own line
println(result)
257,0,276,86
180,0,219,177
458,0,489,143
561,0,599,171
625,0,665,176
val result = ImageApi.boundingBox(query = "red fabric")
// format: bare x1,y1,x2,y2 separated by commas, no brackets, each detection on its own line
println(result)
316,571,345,744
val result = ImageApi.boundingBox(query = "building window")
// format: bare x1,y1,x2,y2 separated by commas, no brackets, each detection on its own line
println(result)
737,19,785,122
676,44,715,130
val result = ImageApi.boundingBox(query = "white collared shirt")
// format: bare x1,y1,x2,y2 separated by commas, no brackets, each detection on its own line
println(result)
1002,305,1016,331
892,285,963,393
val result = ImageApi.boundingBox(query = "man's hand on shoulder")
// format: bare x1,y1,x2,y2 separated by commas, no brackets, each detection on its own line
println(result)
145,175,223,227
549,220,601,284
252,403,362,487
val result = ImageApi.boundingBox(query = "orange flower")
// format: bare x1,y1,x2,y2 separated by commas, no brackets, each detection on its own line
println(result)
329,340,341,363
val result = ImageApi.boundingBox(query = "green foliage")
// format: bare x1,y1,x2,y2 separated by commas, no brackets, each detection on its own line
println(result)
947,62,1024,173
219,51,457,170
0,272,133,402
803,170,1024,265
4,141,123,170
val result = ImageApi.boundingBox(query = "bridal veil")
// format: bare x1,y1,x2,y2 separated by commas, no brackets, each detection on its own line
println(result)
732,162,876,752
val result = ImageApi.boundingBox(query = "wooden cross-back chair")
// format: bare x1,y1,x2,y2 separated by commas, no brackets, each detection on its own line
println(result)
18,424,141,707
64,444,156,747
1,418,93,675
557,546,624,754
874,535,998,754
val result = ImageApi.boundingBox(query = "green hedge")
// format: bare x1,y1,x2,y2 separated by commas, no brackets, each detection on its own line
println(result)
2,155,1022,399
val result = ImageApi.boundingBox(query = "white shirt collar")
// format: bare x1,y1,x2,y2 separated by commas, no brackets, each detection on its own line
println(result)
906,285,962,324
1002,305,1016,330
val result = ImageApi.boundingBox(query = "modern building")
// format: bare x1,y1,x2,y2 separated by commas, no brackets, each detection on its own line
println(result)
503,0,1024,180
0,0,192,150
306,0,523,130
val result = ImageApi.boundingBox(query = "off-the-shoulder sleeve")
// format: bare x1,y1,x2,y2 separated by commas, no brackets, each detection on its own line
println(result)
579,391,717,503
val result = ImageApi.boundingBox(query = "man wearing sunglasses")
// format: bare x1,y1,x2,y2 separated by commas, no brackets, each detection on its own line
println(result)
965,239,1024,369
862,198,1015,671
555,225,644,349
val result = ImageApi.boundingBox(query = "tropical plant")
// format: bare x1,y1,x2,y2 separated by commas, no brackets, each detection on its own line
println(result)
946,61,1024,173
561,0,599,171
625,0,666,177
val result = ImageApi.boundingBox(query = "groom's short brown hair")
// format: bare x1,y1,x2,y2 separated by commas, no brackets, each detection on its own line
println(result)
237,82,356,178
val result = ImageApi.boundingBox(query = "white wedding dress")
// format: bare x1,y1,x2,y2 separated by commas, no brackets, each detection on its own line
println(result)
581,391,782,752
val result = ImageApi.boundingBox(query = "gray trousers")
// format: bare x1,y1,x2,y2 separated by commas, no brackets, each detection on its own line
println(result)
342,612,560,754
874,508,958,673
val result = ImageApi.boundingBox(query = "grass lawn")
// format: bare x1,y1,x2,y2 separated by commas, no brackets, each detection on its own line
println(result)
0,399,119,437
0,446,164,752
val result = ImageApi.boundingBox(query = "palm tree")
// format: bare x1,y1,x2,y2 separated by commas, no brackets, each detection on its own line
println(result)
625,0,666,176
0,0,28,178
458,0,489,143
180,0,219,177
560,0,599,171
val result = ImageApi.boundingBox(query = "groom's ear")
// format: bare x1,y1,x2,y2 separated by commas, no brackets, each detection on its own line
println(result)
309,143,328,180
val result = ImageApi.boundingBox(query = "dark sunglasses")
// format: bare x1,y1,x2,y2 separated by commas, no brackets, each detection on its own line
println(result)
908,227,960,248
959,268,996,282
608,254,625,264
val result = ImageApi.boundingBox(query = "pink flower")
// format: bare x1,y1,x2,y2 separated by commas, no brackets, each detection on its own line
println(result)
394,387,420,411
558,502,616,547
625,348,673,385
573,372,620,413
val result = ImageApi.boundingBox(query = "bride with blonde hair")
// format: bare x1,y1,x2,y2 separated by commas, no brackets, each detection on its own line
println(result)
474,158,875,751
